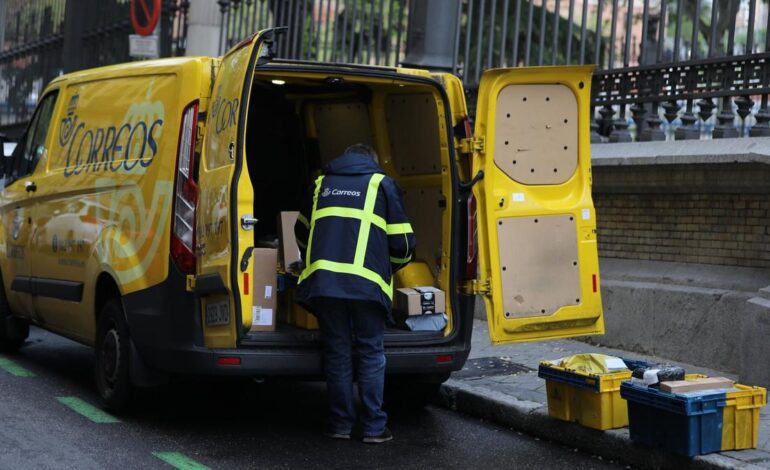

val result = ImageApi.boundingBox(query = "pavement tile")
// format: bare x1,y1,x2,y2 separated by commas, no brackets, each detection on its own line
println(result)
446,319,770,468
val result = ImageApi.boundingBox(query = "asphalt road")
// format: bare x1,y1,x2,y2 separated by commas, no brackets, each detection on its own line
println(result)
0,327,624,470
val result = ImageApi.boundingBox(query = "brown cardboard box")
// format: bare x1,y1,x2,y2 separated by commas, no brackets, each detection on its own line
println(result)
394,287,445,316
278,211,302,272
250,248,278,332
659,377,734,393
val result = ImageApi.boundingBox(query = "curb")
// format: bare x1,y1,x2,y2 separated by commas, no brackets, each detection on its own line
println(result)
438,379,764,470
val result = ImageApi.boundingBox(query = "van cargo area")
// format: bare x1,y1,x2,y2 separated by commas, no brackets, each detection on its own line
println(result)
240,68,455,346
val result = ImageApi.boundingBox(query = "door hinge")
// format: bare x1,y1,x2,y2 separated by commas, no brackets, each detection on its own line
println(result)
464,278,491,295
186,275,196,292
458,137,485,154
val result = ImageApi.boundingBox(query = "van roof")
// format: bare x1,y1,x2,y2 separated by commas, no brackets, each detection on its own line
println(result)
48,56,213,87
266,58,434,78
47,55,435,90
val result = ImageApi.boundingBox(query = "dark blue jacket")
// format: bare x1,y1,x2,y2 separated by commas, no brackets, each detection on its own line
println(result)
294,153,416,313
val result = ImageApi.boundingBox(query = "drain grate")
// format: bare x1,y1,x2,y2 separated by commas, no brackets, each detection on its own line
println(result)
452,357,533,379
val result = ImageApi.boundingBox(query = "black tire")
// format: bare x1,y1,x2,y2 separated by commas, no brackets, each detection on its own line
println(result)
95,299,132,412
384,374,447,410
0,272,28,353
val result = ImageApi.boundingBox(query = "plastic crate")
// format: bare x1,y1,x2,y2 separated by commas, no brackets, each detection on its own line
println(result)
722,385,767,451
538,359,645,430
621,381,766,456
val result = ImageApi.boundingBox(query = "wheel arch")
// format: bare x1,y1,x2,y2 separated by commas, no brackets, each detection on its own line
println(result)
94,272,122,326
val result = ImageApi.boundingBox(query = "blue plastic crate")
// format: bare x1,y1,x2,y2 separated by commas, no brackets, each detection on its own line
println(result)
620,381,728,456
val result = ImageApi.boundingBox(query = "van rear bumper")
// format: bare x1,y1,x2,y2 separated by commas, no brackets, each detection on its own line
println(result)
135,343,470,378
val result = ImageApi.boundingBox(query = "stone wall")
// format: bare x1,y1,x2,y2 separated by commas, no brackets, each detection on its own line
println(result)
592,140,770,269
595,192,770,268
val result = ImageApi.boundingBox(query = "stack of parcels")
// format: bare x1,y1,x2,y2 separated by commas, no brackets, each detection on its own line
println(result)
249,211,319,332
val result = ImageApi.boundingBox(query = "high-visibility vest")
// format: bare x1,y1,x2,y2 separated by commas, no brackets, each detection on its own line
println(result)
294,163,415,311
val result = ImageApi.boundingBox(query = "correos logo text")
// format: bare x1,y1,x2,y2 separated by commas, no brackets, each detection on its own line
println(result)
321,187,361,198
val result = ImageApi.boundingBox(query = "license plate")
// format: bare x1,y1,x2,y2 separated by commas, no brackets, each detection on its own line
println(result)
205,300,230,326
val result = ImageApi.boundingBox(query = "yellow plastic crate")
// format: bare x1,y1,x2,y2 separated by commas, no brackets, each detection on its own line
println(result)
291,302,319,330
279,288,319,330
721,384,767,451
539,362,631,430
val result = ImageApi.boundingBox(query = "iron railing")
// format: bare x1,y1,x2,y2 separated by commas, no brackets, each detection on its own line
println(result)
0,0,189,134
217,0,409,66
219,0,770,141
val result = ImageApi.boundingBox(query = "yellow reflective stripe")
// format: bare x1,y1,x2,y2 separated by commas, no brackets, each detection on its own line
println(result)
301,175,325,270
390,254,412,264
354,174,385,266
301,260,393,299
386,223,413,235
297,213,309,228
313,207,386,230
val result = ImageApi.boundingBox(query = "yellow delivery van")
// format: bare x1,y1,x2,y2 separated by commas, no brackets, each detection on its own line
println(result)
0,28,603,410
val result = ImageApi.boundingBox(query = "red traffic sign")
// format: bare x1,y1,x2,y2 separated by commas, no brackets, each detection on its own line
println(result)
130,0,161,36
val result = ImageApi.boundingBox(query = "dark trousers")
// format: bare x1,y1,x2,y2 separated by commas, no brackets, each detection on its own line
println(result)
314,297,387,436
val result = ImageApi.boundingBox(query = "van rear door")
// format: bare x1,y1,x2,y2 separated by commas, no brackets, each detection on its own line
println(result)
471,66,604,345
196,33,266,348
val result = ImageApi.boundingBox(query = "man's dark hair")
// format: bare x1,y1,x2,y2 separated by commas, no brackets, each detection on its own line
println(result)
344,143,379,163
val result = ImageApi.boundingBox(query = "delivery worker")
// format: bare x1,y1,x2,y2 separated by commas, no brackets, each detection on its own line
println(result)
294,143,415,444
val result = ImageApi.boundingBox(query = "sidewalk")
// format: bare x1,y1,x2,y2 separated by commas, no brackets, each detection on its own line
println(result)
437,320,770,470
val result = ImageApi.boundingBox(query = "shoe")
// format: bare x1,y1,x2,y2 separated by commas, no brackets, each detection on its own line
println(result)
324,431,351,440
362,427,393,444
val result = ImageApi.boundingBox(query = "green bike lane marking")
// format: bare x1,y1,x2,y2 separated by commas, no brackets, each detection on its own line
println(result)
0,355,35,377
55,396,120,424
2,352,209,468
152,452,212,470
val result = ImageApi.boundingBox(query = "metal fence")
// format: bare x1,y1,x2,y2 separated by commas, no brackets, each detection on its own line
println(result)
217,0,409,66
0,0,189,134
219,0,770,142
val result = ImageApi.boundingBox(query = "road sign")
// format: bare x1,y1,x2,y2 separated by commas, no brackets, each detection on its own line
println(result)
130,0,161,37
129,34,159,58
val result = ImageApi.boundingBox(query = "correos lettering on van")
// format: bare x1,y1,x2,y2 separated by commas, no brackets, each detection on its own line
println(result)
210,88,239,135
54,81,167,177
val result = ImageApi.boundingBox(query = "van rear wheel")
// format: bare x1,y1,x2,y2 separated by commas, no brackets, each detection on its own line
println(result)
0,272,28,353
95,299,132,412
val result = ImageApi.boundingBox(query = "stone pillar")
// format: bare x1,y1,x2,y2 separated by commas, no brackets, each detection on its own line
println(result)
401,0,461,71
185,0,223,57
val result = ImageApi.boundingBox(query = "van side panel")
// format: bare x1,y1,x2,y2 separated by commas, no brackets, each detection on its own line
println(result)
28,60,208,343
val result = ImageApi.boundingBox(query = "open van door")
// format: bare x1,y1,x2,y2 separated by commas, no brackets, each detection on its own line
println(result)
196,32,271,348
471,66,604,345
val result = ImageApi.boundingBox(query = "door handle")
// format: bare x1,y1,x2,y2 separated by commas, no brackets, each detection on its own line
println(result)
240,214,258,230
25,181,37,193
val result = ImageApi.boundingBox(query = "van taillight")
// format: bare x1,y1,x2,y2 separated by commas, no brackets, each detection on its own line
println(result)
171,101,199,274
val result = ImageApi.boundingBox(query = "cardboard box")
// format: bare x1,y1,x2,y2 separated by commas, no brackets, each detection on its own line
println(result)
659,377,734,394
394,287,445,316
250,248,278,332
278,211,302,272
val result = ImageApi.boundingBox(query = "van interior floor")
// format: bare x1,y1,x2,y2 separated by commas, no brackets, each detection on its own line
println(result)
239,323,444,347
